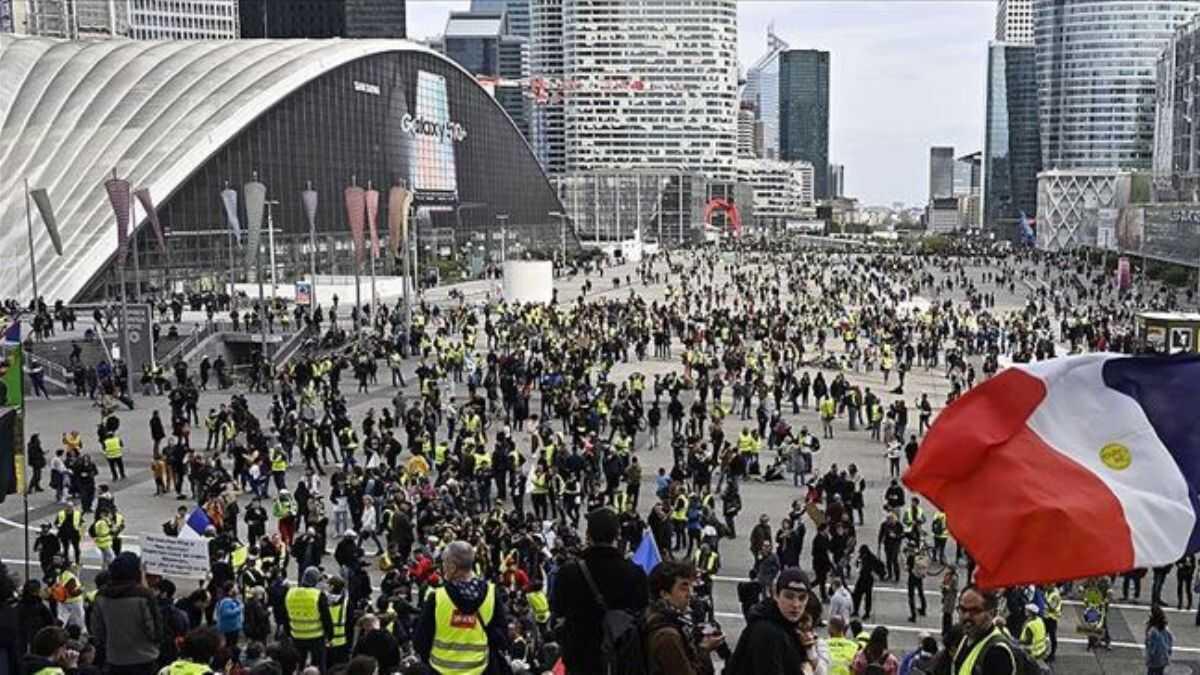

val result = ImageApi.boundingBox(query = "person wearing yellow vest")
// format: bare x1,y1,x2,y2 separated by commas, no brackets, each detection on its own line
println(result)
102,433,126,481
53,561,85,630
415,540,505,675
1042,584,1062,663
526,581,551,628
22,626,80,675
1018,603,1049,662
270,447,288,493
952,587,1019,675
819,395,837,439
55,501,83,565
826,615,860,675
159,625,223,675
285,566,334,670
90,512,114,568
326,576,353,668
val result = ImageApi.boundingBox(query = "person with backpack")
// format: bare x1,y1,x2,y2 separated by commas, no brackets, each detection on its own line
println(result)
851,626,898,674
551,508,649,675
643,560,723,675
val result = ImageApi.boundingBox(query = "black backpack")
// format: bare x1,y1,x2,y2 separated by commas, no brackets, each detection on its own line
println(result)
577,560,649,675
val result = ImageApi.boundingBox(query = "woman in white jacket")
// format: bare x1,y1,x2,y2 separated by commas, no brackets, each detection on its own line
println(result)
358,495,384,556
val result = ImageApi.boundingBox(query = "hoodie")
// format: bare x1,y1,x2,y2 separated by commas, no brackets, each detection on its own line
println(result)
414,577,511,675
90,582,162,666
725,600,807,675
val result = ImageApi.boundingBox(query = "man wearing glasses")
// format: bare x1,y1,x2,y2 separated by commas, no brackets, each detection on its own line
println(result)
952,586,1019,675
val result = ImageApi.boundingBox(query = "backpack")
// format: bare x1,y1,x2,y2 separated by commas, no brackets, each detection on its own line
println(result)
576,560,648,675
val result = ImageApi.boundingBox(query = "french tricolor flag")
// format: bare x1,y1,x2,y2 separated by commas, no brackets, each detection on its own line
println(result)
904,353,1200,588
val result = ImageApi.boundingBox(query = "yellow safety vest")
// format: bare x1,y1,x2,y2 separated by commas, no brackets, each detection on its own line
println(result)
161,660,211,675
1045,589,1063,621
526,590,550,623
32,668,66,675
430,583,495,675
955,628,1015,675
329,595,349,647
102,436,123,459
271,451,288,473
92,518,112,550
531,474,548,495
285,587,324,640
827,636,859,675
56,510,82,530
58,570,83,605
692,551,718,574
1020,617,1049,659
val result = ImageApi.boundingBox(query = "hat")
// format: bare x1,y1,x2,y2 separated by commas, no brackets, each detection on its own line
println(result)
301,566,322,587
344,530,357,538
108,552,142,583
1025,603,1040,616
775,567,810,594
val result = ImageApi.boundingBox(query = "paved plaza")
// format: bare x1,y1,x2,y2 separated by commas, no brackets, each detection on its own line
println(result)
4,250,1193,674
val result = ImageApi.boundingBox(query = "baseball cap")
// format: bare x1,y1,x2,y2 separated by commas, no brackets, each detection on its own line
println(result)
775,567,810,594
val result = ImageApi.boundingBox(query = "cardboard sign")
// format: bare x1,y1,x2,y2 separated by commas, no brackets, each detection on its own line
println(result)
141,534,209,579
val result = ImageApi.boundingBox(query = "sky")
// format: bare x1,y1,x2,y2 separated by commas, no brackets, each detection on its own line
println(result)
405,0,996,207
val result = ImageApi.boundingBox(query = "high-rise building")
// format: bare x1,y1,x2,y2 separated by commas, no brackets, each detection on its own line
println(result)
742,27,789,160
995,0,1033,44
828,163,844,198
239,0,405,39
15,0,238,39
779,49,830,199
929,146,955,200
1035,0,1200,171
1,0,13,32
737,106,760,158
561,0,738,182
736,158,815,231
471,0,529,38
983,42,1041,234
442,10,530,141
954,152,981,198
529,0,565,174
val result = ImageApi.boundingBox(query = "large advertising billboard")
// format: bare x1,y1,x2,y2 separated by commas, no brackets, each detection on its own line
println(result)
402,71,462,204
1138,205,1200,267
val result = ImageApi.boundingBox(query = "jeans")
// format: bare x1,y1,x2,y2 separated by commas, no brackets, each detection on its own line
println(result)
907,576,926,619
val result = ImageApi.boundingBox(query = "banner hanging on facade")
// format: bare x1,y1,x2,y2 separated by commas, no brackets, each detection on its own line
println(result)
104,177,132,264
344,185,366,267
365,186,381,258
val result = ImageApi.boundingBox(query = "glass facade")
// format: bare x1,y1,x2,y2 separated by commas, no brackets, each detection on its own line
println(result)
87,50,565,298
983,42,1041,235
929,147,955,200
779,49,830,199
239,0,405,38
1035,0,1200,171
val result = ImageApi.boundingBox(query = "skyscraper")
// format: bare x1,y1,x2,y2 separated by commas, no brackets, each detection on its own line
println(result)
471,0,530,38
239,0,405,38
442,10,530,140
995,0,1033,44
742,27,789,160
779,49,831,199
529,0,565,174
1035,0,1200,171
15,0,239,39
983,42,1041,233
561,0,739,182
929,147,955,200
828,163,845,198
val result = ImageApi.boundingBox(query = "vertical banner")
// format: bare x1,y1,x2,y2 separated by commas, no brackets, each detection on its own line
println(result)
243,179,266,272
119,304,154,376
1117,256,1132,290
365,186,381,258
220,187,241,242
301,187,319,233
29,188,62,256
344,185,366,267
134,188,167,253
104,177,132,264
387,185,412,260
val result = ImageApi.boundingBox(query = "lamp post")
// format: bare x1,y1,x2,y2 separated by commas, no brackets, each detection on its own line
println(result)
497,213,510,265
549,210,566,265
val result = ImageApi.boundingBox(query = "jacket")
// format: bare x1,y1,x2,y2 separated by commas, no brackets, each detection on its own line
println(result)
413,577,511,675
551,546,650,675
643,602,714,675
725,600,807,675
1146,626,1173,668
89,582,163,666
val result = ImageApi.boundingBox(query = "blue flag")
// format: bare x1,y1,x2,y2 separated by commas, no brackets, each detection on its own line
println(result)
632,528,662,574
181,507,213,540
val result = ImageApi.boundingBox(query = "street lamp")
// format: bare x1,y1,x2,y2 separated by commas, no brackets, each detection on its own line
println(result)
496,213,510,265
549,210,567,263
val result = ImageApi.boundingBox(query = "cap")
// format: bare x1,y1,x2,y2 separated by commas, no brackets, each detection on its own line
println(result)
301,566,323,587
775,567,810,594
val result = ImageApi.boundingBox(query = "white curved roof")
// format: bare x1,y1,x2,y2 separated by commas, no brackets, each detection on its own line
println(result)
0,36,450,303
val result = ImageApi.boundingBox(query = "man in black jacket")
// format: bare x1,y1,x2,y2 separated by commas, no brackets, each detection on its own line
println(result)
726,568,811,675
550,508,649,675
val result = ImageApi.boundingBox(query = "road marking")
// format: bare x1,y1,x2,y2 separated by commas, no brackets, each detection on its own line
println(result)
712,575,1193,616
711,611,1200,653
0,516,142,539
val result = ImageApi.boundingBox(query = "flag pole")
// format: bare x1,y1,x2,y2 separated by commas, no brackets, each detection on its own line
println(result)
20,179,34,581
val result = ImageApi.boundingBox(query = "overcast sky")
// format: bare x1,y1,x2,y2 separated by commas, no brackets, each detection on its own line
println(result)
406,1,996,207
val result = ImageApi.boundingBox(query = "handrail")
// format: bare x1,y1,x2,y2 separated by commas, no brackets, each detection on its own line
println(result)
159,323,215,363
272,323,315,368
